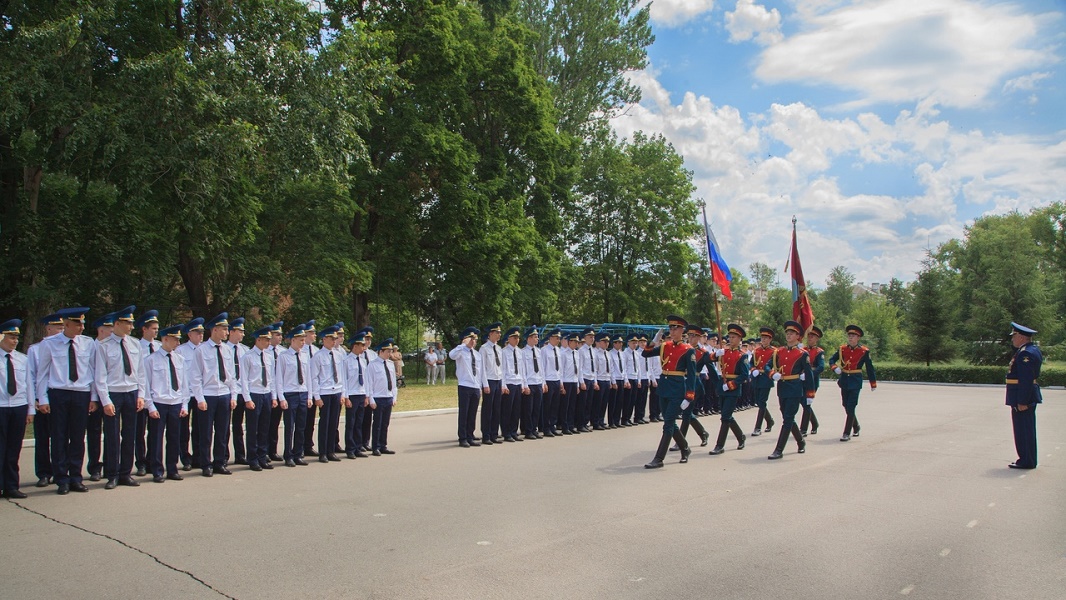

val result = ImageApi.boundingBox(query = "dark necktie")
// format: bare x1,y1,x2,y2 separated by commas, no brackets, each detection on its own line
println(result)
470,348,477,377
606,351,611,375
513,348,518,374
358,355,364,386
553,347,559,370
234,346,240,379
331,351,338,383
533,348,539,373
493,345,500,367
68,339,78,381
631,350,636,371
573,350,578,375
216,344,227,382
616,352,621,373
6,353,16,395
149,343,155,355
260,351,267,387
167,353,179,391
296,353,304,385
588,348,593,374
385,362,393,391
120,338,132,376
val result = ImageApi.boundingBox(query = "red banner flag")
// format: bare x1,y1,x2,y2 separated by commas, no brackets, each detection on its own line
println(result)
787,220,815,333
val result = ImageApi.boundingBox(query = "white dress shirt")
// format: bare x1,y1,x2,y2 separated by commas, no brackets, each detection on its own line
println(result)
478,341,503,387
500,343,527,387
225,341,247,391
365,355,396,402
144,350,187,412
312,345,347,397
276,347,313,396
1,349,33,413
175,341,200,400
93,333,147,404
560,346,579,384
593,347,610,382
449,344,479,389
241,346,279,400
521,345,545,386
36,333,97,404
190,339,238,404
609,348,628,382
578,343,596,381
542,343,563,382
344,351,369,397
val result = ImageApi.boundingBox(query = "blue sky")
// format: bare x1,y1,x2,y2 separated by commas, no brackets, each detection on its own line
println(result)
612,0,1066,288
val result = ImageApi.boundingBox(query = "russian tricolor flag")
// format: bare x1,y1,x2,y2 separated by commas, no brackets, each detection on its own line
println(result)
702,207,733,300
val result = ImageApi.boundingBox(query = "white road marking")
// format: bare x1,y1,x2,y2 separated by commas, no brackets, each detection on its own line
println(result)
1019,474,1027,479
477,541,492,546
988,502,995,508
940,549,951,557
967,520,978,528
373,513,387,517
629,577,645,582
900,584,915,595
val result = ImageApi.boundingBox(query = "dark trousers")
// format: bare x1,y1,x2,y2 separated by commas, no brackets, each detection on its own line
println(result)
720,396,738,422
231,396,247,462
524,385,541,436
542,381,561,433
283,392,308,460
361,403,373,449
318,393,342,458
777,395,801,430
1011,406,1038,468
180,396,199,467
371,398,393,450
103,390,138,479
621,380,637,423
149,403,182,478
649,385,661,419
562,381,578,431
135,408,151,470
594,380,610,427
304,403,318,453
457,386,479,443
345,396,366,453
841,388,860,435
481,379,502,441
0,405,28,492
268,404,284,457
503,383,522,438
246,393,272,466
579,379,596,427
86,407,103,475
800,399,819,433
608,382,624,426
47,388,91,485
196,395,232,470
660,394,683,435
634,380,649,421
34,410,52,480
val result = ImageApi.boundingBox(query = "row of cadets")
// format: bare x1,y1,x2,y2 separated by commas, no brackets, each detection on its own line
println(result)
0,319,34,498
708,324,750,455
310,324,347,463
767,320,815,459
143,324,190,481
750,327,777,436
828,325,877,441
478,322,504,445
29,313,64,487
800,326,825,436
92,305,147,489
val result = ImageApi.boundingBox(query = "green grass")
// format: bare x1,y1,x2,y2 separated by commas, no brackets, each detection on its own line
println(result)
395,381,459,411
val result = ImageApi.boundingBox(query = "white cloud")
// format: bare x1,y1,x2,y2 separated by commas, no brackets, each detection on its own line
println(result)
755,0,1057,108
1003,71,1052,93
643,0,716,28
724,0,783,46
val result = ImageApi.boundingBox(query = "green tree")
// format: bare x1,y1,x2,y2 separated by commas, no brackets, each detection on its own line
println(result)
901,254,956,366
847,295,901,360
821,265,856,329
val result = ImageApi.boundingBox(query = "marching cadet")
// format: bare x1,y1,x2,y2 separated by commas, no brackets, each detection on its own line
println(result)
767,321,813,459
367,339,398,455
592,332,613,430
1006,322,1041,470
240,326,279,471
302,320,319,457
608,335,629,428
0,319,33,498
828,324,877,441
267,320,285,461
176,317,204,470
189,313,239,477
450,326,482,447
641,315,694,468
277,324,313,466
29,313,64,487
800,326,824,436
134,310,160,476
560,332,581,435
708,324,749,455
343,332,371,457
86,312,115,482
478,322,504,444
520,326,546,439
500,326,529,442
311,325,347,463
35,307,96,495
645,334,663,423
356,327,376,452
143,325,189,482
93,305,146,489
225,317,247,465
540,328,564,437
671,325,713,450
750,327,777,436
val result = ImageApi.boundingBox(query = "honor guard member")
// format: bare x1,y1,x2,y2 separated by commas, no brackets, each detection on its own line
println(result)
267,320,285,460
35,307,96,494
560,332,581,434
225,317,248,465
93,306,146,489
633,334,651,424
343,332,371,457
499,326,529,442
29,313,64,487
576,327,597,432
144,325,189,482
800,326,824,436
620,334,641,426
521,326,547,439
311,325,347,463
750,327,777,436
645,334,663,422
478,322,504,444
829,325,877,441
1006,322,1042,469
641,315,695,468
767,321,814,459
176,317,204,470
301,320,320,457
671,325,713,450
709,324,749,455
240,326,279,471
0,319,33,498
190,312,239,477
450,326,482,447
540,328,564,437
86,312,115,481
367,339,398,455
134,310,161,476
355,327,376,452
277,324,313,466
608,335,629,428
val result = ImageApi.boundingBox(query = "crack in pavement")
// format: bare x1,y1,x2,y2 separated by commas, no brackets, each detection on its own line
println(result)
5,499,237,599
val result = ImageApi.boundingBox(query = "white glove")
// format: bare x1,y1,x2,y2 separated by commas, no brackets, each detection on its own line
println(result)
681,400,690,410
751,369,761,378
834,367,842,375
799,373,806,381
722,383,730,392
797,343,805,349
772,372,782,381
806,398,813,406
715,348,725,357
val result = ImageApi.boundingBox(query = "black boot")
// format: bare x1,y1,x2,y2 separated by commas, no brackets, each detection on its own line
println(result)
793,424,806,453
768,426,790,459
730,420,747,449
800,410,810,437
709,421,729,455
765,411,775,433
645,432,672,469
690,419,710,447
671,420,691,451
810,410,819,434
752,408,765,435
673,430,691,464
841,414,854,441
852,417,860,437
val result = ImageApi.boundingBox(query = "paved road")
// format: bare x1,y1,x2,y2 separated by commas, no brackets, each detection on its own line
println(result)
2,383,1063,599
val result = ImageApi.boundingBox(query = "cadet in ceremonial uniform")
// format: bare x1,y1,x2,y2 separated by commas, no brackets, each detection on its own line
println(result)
367,339,398,455
144,325,189,482
560,332,581,434
241,326,279,471
500,326,529,442
828,324,877,442
800,326,824,436
450,327,482,447
521,326,546,439
645,334,663,422
86,312,115,481
709,324,749,455
135,310,161,476
190,313,239,476
479,322,504,444
176,317,204,469
311,325,347,463
1006,322,1042,469
641,316,695,468
277,324,312,466
540,328,564,437
343,332,371,457
672,324,714,450
225,317,247,465
0,319,33,498
29,313,64,487
93,306,146,489
750,327,777,436
767,321,813,459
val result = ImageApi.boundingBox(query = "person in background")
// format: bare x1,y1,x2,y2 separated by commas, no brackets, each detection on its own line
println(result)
0,319,33,498
425,345,439,385
28,313,63,488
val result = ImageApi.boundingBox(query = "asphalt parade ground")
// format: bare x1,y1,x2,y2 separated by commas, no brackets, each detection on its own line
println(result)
2,383,1064,600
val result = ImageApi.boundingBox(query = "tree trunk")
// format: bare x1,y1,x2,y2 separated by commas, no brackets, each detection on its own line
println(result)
177,236,209,316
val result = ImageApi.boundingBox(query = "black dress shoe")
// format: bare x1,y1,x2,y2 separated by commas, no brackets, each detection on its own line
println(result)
543,431,555,438
346,452,357,459
810,428,818,435
459,441,471,448
153,475,166,483
269,453,283,462
249,462,263,471
362,445,372,452
334,445,343,454
216,466,232,475
709,446,725,455
285,459,296,467
469,440,481,447
181,463,192,472
57,483,70,495
305,449,319,457
380,448,395,455
354,451,369,458
768,451,783,460
261,462,274,469
797,440,806,454
372,450,381,456
504,437,516,443
5,489,27,499
135,467,147,477
294,458,309,466
737,434,746,450
234,458,248,466
70,482,89,493
562,430,573,435
840,435,851,442
751,429,762,437
319,456,330,463
35,478,51,488
89,471,102,482
524,434,537,440
167,473,184,481
119,476,140,487
328,454,341,462
482,438,494,445
669,445,679,452
202,468,213,477
1008,462,1035,469
700,432,710,447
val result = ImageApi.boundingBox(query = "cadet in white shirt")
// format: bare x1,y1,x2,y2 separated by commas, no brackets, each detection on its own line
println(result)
366,339,398,455
267,320,285,460
225,318,248,466
93,306,147,489
189,312,238,477
608,335,629,428
144,325,189,482
500,326,529,443
540,328,564,437
478,322,504,444
0,319,33,498
621,334,643,426
134,309,161,476
301,320,320,457
576,328,597,432
561,332,582,434
591,332,612,430
521,327,547,440
86,312,114,482
240,326,279,471
343,333,371,458
176,317,204,470
311,325,347,463
633,334,651,424
449,326,482,448
28,313,63,487
276,324,313,466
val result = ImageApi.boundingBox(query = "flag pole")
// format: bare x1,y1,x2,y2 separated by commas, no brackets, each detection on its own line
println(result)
703,204,723,335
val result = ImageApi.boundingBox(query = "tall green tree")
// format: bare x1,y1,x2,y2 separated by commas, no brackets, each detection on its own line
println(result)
901,254,956,366
821,265,856,329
